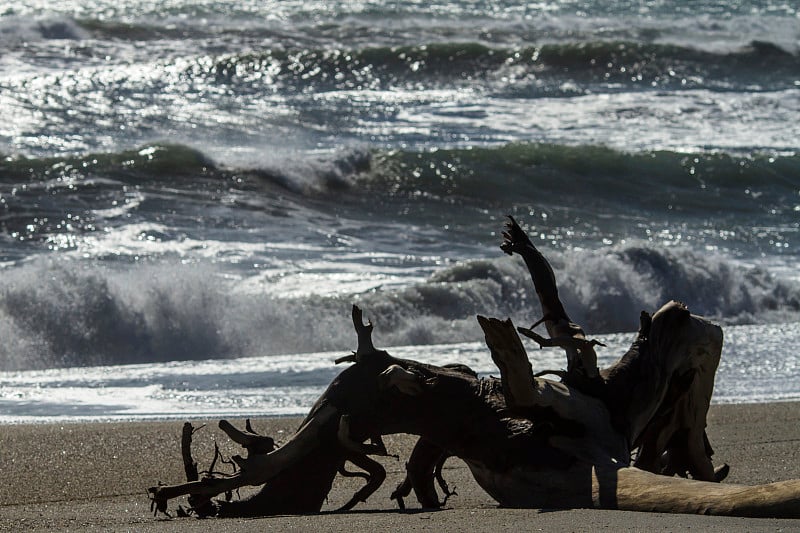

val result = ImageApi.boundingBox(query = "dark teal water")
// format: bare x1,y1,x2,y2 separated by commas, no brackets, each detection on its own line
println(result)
0,0,797,370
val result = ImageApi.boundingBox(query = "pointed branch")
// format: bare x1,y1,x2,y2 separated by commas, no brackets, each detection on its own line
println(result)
501,216,573,337
517,326,602,381
336,305,378,364
501,216,599,379
533,369,567,379
352,304,375,354
517,328,607,351
637,311,652,341
181,422,200,483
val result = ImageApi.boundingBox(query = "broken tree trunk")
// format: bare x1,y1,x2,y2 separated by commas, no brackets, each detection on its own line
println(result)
148,218,800,518
499,215,723,478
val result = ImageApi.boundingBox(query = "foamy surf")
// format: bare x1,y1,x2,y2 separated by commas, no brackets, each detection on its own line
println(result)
1,321,799,423
0,0,797,421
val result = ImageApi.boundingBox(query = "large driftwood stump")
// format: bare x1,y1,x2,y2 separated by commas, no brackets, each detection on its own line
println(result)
148,217,800,518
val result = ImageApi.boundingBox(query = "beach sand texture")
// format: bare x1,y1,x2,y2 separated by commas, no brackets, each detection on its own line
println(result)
2,402,800,531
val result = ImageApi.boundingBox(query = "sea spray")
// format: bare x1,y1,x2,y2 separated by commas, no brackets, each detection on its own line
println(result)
0,0,797,408
0,245,795,371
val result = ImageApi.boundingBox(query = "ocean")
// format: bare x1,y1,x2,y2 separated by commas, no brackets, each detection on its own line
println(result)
0,0,797,422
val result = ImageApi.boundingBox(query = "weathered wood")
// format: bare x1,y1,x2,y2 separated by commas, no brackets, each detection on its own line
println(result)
335,453,386,511
611,467,800,517
477,315,537,409
218,420,275,455
180,422,199,483
501,216,599,381
147,219,800,520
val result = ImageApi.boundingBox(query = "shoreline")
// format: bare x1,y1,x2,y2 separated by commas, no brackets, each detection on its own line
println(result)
2,402,800,531
5,395,800,426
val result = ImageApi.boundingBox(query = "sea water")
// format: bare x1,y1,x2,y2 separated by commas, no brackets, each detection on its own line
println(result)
0,0,797,421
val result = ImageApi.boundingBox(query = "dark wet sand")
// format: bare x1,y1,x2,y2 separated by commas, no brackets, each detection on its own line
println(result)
2,402,800,531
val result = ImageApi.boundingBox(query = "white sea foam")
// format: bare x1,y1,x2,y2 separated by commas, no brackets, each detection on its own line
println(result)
1,322,798,423
0,242,795,372
0,0,797,421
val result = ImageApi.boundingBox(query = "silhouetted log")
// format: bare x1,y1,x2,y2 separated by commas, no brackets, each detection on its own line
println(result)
148,218,800,519
181,423,199,483
148,301,800,518
391,438,452,509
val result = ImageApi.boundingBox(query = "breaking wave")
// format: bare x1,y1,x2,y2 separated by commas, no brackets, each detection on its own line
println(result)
0,244,796,371
1,142,796,262
0,16,88,45
369,144,800,210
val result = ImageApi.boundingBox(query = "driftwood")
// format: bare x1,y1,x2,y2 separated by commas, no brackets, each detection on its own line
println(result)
148,217,800,518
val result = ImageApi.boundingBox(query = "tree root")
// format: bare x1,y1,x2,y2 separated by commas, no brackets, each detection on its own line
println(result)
336,454,387,512
391,439,457,509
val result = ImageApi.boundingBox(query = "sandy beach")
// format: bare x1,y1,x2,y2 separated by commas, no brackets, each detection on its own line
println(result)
2,402,800,532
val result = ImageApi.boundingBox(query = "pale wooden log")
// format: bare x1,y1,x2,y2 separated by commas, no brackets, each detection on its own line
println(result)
469,462,800,517
610,467,800,517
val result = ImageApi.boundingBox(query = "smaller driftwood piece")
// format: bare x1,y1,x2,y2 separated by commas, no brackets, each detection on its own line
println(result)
148,217,800,518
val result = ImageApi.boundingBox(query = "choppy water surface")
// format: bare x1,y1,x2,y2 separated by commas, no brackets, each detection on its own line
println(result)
0,1,797,417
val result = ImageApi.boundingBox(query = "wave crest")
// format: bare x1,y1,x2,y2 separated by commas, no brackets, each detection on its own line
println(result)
0,244,796,371
0,16,87,45
195,39,800,94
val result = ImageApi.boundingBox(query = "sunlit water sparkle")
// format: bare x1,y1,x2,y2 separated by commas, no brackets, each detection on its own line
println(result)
1,322,798,423
0,0,797,419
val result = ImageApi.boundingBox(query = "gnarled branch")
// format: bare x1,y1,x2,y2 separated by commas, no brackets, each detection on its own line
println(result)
335,453,387,512
501,216,599,380
218,419,275,455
